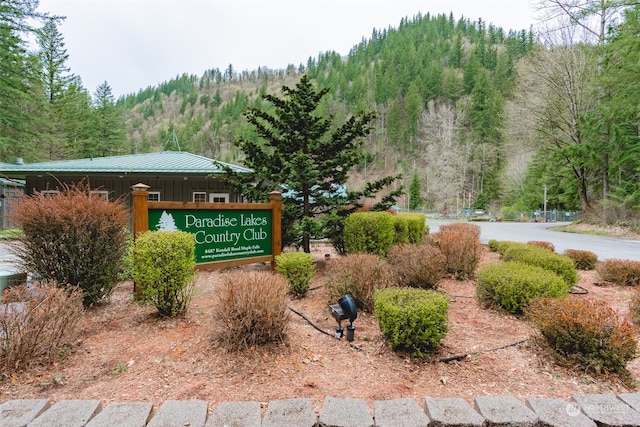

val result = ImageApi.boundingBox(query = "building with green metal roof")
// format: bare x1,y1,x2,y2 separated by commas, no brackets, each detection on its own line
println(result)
0,151,252,207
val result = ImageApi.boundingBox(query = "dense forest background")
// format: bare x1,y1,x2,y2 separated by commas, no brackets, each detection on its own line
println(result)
2,1,639,227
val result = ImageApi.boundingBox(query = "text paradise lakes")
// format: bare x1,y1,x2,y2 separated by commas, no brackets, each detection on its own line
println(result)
184,213,269,246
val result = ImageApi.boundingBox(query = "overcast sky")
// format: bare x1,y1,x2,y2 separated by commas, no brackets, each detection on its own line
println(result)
36,0,538,98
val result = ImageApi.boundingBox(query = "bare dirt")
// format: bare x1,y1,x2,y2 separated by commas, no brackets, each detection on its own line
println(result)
1,240,639,416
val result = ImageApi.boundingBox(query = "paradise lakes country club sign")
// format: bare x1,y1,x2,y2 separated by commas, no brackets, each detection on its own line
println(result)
148,209,273,264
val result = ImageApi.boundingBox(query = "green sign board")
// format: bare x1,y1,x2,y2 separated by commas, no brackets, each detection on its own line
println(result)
148,209,272,264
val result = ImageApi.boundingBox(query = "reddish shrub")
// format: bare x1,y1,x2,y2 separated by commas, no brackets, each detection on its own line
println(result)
597,259,640,286
527,297,637,375
527,241,555,252
563,249,598,270
429,223,482,279
387,243,446,289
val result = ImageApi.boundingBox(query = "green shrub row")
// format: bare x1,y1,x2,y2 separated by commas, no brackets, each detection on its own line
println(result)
344,212,426,256
374,287,449,358
503,244,578,286
476,261,570,313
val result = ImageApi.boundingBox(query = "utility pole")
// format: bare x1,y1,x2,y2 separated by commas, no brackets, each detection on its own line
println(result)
543,185,548,222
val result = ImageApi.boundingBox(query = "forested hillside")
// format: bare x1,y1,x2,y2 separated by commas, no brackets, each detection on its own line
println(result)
2,1,639,227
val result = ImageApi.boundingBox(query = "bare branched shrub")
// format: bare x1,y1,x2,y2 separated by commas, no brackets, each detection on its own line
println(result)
213,271,289,351
0,283,83,372
429,223,482,279
597,259,640,286
387,243,446,289
324,253,396,312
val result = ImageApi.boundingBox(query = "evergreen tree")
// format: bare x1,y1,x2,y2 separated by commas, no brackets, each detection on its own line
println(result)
224,75,402,253
409,172,421,210
92,81,125,156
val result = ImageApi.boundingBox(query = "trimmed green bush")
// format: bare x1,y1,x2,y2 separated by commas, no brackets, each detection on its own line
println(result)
132,230,196,317
527,241,555,252
392,215,409,245
324,253,396,312
597,259,640,286
503,244,578,286
275,252,315,298
374,287,449,357
563,249,598,270
10,180,129,307
387,243,446,289
344,211,395,256
213,271,290,350
491,240,528,256
476,261,570,314
527,297,638,375
397,213,427,244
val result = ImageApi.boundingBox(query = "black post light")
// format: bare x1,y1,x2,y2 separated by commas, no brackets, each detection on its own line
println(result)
329,294,358,342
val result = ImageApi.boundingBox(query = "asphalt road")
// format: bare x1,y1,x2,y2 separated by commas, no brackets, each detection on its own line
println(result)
427,220,640,261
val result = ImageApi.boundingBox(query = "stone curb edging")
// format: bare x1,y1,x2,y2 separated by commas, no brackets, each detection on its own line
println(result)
2,393,640,426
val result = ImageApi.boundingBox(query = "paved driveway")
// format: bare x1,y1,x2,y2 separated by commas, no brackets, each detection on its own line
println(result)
427,220,640,261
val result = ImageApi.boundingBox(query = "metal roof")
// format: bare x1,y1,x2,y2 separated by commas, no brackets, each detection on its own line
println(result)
0,151,252,175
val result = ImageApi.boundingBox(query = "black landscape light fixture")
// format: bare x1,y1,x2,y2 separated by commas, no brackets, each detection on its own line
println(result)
329,294,358,342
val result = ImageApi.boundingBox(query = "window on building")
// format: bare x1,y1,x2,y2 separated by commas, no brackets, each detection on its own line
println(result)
148,191,161,202
192,192,206,203
40,190,59,197
90,190,109,200
208,193,229,203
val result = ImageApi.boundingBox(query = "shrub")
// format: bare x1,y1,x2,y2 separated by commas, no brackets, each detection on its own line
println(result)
527,297,638,375
487,239,500,252
387,244,446,289
429,223,481,279
0,282,83,371
275,252,315,298
597,259,640,286
503,244,578,287
10,181,129,307
132,230,196,317
527,241,555,252
476,261,570,314
392,215,409,245
630,289,640,326
343,211,395,256
374,287,449,357
324,253,396,312
213,271,289,350
563,249,598,270
397,213,427,244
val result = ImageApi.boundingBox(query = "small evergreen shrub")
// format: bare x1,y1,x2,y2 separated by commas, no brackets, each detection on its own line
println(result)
503,244,578,286
397,213,427,244
563,249,598,270
275,252,315,298
597,259,640,286
343,211,395,256
324,253,396,312
0,282,83,371
213,271,289,350
476,261,570,314
392,215,409,245
387,244,446,289
429,223,481,279
487,239,500,252
374,287,449,357
10,180,129,307
132,230,196,317
527,241,555,252
493,241,528,256
527,297,638,375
